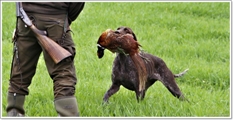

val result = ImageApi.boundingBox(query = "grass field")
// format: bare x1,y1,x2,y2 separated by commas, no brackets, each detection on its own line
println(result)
1,2,231,118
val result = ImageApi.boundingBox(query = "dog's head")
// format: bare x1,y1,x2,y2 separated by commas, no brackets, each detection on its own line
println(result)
97,27,137,59
115,26,137,41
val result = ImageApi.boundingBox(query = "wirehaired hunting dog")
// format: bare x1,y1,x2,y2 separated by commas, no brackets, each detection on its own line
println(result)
97,26,189,102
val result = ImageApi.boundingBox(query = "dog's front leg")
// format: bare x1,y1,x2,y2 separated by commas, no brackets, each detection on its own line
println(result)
135,89,146,102
103,83,120,103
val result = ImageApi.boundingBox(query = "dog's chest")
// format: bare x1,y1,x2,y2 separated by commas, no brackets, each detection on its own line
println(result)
112,54,157,81
112,55,138,81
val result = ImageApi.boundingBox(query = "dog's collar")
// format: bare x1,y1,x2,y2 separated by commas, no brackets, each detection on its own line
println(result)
97,44,105,50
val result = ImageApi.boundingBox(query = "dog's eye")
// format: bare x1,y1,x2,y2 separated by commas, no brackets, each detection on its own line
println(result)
114,31,120,34
124,28,129,33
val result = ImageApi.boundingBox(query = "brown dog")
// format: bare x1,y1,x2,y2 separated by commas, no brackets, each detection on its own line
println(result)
97,26,189,102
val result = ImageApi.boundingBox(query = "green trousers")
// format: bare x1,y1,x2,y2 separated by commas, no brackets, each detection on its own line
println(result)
7,13,79,116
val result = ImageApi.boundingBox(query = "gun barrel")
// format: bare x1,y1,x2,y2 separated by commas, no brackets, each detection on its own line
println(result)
16,2,22,17
16,2,32,26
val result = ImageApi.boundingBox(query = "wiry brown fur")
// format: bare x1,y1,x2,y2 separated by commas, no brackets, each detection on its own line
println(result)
97,26,189,102
97,29,148,92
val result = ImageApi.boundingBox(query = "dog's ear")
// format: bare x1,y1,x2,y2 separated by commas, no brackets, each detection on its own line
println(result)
132,32,137,41
126,27,137,41
97,45,105,58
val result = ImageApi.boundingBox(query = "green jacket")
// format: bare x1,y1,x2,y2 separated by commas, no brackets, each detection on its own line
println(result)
22,2,85,24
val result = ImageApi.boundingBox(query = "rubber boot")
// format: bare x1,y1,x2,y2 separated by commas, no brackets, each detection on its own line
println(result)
6,92,25,117
54,96,79,117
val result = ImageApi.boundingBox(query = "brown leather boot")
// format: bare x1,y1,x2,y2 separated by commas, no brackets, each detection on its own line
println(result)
6,93,25,117
54,96,79,117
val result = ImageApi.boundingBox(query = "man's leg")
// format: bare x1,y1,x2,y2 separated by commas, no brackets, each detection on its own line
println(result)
45,48,79,117
49,56,79,117
6,18,42,117
41,14,79,116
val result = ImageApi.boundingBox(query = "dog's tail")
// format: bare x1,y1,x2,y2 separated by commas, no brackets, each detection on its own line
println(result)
174,68,189,78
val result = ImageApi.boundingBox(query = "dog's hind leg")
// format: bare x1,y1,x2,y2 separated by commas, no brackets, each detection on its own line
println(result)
159,71,186,101
103,83,120,103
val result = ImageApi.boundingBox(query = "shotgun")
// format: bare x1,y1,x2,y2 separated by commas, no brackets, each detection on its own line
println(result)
16,2,72,64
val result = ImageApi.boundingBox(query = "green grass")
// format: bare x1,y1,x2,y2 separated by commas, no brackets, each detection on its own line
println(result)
1,2,230,117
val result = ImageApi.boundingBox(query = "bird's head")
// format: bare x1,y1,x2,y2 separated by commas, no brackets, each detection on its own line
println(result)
97,29,114,58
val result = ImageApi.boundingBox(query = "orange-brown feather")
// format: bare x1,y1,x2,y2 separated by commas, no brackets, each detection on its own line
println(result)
97,29,147,92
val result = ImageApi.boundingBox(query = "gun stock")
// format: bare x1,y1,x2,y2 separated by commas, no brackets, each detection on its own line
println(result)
16,2,72,64
30,25,72,64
